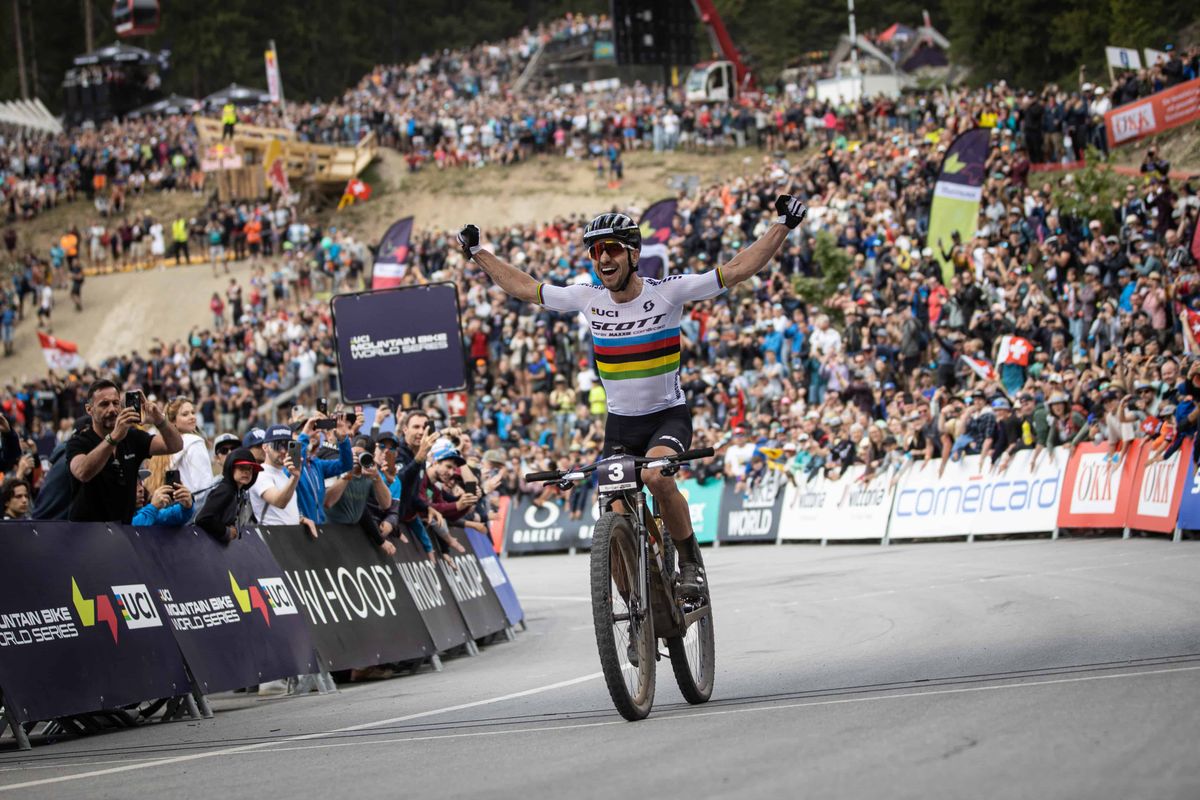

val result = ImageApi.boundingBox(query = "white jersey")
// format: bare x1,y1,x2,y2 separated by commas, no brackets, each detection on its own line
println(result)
538,270,728,416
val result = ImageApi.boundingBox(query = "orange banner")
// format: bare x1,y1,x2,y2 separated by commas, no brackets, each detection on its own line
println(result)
1105,77,1200,147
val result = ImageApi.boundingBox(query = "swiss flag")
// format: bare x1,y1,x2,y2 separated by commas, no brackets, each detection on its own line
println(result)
1141,416,1161,436
38,331,84,370
997,335,1032,367
346,179,371,201
447,392,468,420
961,354,997,382
1186,307,1200,341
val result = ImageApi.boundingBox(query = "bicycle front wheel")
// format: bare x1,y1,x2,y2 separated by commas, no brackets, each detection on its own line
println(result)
667,600,715,704
590,511,655,721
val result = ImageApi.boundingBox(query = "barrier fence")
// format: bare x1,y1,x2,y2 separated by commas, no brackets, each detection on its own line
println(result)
0,522,522,748
501,444,1200,553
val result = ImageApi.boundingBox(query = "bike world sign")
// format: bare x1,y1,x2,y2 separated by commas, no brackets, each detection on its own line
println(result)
126,526,319,694
332,282,467,402
778,465,894,541
891,449,1066,538
718,469,788,543
505,496,600,553
262,523,435,670
0,522,190,723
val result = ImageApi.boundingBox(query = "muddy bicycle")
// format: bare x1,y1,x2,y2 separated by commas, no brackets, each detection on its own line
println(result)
525,447,716,720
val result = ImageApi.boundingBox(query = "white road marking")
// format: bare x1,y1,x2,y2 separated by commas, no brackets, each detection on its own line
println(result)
0,671,606,792
4,664,1196,786
519,595,591,603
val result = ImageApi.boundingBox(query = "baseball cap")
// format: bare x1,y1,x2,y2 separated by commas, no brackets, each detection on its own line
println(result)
263,424,293,444
483,448,506,464
214,433,239,451
991,397,1012,410
374,430,401,447
242,427,266,448
430,440,466,464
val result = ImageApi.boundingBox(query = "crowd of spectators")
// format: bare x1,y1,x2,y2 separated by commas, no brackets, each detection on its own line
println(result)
1,19,1199,533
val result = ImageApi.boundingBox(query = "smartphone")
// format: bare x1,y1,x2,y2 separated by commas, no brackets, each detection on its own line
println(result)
286,440,302,466
124,390,142,415
462,480,479,497
344,410,356,423
164,469,181,486
314,417,338,430
316,398,328,415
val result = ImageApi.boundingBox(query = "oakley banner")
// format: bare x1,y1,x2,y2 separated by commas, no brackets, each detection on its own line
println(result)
391,531,472,653
718,469,787,543
504,495,596,554
0,522,190,724
440,528,509,639
778,465,894,541
125,525,319,695
466,528,524,626
889,449,1066,538
260,524,435,670
332,282,467,403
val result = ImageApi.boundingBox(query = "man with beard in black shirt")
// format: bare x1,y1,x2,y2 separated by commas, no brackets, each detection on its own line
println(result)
66,379,183,523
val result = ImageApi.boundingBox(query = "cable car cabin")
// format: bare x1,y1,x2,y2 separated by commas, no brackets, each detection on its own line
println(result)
685,61,736,105
113,0,160,37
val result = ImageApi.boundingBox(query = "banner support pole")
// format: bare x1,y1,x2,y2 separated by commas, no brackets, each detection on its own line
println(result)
1052,526,1060,540
1,690,31,751
1122,526,1131,540
1173,525,1182,543
429,654,444,672
182,693,201,720
193,689,214,719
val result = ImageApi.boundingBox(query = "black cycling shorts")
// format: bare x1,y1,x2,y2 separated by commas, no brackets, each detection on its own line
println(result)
603,404,692,458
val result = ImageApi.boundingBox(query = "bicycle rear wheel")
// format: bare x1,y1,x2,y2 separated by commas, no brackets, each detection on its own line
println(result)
590,511,655,721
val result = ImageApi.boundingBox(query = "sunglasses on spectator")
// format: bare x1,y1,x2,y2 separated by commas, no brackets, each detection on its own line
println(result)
377,442,398,451
215,445,237,456
589,240,626,260
267,441,290,452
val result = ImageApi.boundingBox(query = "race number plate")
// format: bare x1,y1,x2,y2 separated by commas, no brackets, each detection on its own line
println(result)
597,456,637,492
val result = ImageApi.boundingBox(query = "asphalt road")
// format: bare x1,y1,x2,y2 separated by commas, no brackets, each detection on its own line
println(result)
1,537,1198,799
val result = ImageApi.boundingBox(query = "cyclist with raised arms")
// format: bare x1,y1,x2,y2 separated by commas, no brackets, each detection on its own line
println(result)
458,195,808,595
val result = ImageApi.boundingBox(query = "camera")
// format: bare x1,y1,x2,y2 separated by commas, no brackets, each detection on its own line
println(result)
358,452,375,470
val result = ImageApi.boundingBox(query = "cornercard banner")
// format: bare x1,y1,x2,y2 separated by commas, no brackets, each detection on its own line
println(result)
260,524,435,670
125,525,319,694
332,282,467,402
778,465,894,541
889,449,1066,538
718,469,787,543
1057,442,1140,530
0,522,191,723
1125,440,1191,533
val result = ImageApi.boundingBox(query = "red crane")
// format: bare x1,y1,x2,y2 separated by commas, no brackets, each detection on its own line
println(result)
689,0,757,93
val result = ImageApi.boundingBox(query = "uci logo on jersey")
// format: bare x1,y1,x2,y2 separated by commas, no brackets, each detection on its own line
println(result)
592,308,618,317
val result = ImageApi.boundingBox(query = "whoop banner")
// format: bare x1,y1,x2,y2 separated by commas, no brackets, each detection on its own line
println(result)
391,533,471,652
466,528,524,626
718,469,787,543
778,465,894,541
371,216,414,289
637,198,677,279
889,449,1066,538
126,526,319,694
927,127,990,285
260,524,435,670
0,522,190,723
332,282,467,402
439,528,509,639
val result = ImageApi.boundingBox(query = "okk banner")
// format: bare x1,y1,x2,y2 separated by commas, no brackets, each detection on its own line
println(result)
778,465,894,541
889,449,1066,538
1124,440,1192,533
718,468,788,543
1057,442,1142,530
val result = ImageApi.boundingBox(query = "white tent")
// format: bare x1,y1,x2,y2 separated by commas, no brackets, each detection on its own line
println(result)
0,98,63,135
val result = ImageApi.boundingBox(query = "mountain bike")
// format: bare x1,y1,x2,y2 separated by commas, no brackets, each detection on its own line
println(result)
525,447,716,721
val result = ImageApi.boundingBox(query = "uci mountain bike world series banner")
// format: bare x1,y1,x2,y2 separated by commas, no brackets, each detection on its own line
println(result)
637,198,677,280
371,216,415,289
928,127,990,285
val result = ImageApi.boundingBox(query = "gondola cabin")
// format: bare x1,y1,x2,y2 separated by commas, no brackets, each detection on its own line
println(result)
113,0,160,37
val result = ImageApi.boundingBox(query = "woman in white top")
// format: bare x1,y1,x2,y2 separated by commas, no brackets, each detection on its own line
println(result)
166,398,216,493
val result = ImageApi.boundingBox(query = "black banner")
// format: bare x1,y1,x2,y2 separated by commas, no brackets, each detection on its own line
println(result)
503,496,601,554
260,524,435,670
440,528,509,639
125,525,320,694
391,531,471,652
718,470,787,543
0,522,191,723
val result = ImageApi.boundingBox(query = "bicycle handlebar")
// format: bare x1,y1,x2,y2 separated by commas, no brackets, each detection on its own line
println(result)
523,447,715,484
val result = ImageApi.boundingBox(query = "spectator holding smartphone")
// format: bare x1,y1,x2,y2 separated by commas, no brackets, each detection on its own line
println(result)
394,410,446,560
164,398,215,494
66,380,183,523
131,477,194,527
294,407,360,525
196,447,262,542
249,424,318,538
